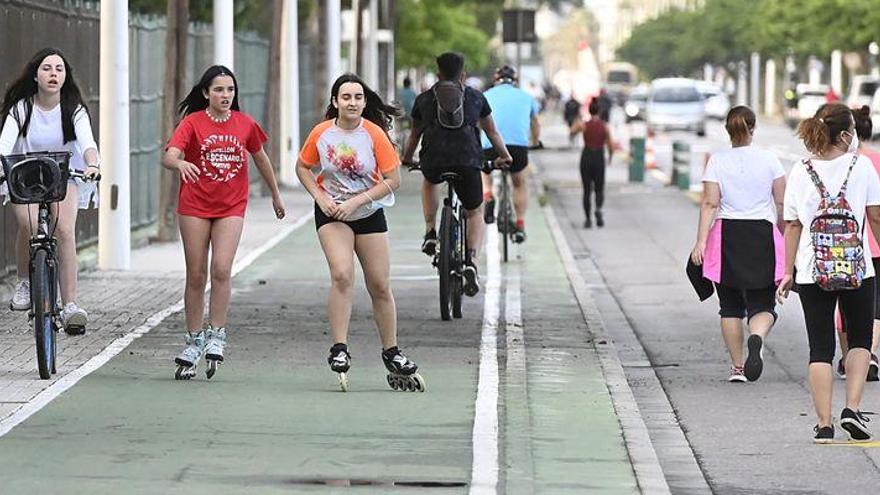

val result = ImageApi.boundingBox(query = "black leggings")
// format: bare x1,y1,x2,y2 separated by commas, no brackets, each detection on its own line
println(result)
798,280,875,364
580,148,605,218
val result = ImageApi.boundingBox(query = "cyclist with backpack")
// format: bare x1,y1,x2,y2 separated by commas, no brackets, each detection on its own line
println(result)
0,48,100,334
480,65,541,243
777,102,880,443
690,106,786,383
401,52,511,297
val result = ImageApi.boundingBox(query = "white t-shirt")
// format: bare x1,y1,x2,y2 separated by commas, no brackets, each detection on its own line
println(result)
702,145,785,224
783,153,880,284
0,101,98,171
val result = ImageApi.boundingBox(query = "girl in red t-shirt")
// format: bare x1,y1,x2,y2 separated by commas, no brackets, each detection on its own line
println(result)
296,73,424,392
162,65,285,380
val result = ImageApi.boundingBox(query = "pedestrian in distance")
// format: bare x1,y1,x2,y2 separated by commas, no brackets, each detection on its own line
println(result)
0,47,101,334
777,102,880,443
295,73,425,393
162,65,286,381
563,95,581,148
571,99,614,228
833,105,880,382
690,106,786,383
402,52,512,297
480,65,541,244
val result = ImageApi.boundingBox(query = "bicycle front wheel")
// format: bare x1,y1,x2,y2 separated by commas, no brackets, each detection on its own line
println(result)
438,206,454,321
31,249,55,379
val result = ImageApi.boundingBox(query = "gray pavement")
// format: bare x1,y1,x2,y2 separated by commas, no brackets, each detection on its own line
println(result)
538,114,880,494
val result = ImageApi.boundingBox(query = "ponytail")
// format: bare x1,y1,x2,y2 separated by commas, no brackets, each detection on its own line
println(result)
725,105,755,146
797,102,852,155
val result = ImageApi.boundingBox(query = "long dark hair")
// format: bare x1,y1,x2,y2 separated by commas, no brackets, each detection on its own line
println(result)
0,47,91,144
324,73,401,133
177,65,241,118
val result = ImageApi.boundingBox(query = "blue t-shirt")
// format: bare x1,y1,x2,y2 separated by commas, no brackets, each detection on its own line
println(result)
480,83,539,149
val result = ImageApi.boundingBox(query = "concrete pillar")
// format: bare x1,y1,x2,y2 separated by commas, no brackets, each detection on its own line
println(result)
366,0,379,88
98,0,131,270
765,59,777,116
214,0,234,69
750,52,761,112
809,56,822,86
831,50,843,96
326,0,342,89
280,0,300,186
736,61,747,106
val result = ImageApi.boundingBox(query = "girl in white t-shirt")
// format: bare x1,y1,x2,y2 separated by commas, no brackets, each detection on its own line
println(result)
777,102,880,443
0,48,100,333
691,106,786,384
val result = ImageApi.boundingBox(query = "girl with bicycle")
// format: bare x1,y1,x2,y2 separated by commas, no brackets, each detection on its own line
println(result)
162,65,286,380
295,73,425,392
0,47,100,334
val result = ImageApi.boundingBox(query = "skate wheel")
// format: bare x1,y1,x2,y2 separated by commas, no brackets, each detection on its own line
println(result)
338,372,349,392
411,373,426,392
206,360,218,379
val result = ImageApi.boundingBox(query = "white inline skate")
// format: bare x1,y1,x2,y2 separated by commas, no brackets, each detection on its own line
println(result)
174,330,206,380
328,343,351,392
204,326,226,379
382,347,426,392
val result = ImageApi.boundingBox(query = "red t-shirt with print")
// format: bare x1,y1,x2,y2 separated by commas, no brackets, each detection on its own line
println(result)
167,110,267,218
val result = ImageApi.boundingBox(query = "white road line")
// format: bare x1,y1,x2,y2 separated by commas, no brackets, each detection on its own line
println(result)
0,212,313,438
470,231,501,495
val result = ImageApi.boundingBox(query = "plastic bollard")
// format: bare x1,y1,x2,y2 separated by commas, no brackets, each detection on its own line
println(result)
673,141,691,190
629,137,645,182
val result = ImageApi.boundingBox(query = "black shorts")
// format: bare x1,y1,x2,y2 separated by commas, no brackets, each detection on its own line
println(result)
482,145,529,174
314,203,387,235
714,283,777,322
421,165,483,211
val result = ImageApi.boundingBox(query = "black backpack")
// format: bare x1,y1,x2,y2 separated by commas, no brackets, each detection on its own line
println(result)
432,80,465,129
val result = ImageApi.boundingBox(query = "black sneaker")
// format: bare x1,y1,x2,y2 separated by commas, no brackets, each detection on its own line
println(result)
813,424,835,444
868,354,879,382
836,358,847,380
584,218,592,229
596,211,605,228
484,198,496,224
512,226,526,244
421,229,438,256
744,334,764,382
840,407,872,441
463,262,480,297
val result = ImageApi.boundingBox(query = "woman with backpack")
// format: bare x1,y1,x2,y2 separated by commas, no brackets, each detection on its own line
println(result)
296,73,425,393
777,102,880,443
690,106,786,383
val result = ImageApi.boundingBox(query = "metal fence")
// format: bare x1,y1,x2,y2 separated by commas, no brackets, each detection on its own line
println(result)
0,0,270,276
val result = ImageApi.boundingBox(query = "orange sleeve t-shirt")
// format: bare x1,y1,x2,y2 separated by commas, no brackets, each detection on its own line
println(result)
299,118,400,220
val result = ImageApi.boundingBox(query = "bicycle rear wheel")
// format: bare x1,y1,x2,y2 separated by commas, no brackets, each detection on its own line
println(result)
439,206,454,321
31,249,55,380
452,209,465,319
499,177,510,263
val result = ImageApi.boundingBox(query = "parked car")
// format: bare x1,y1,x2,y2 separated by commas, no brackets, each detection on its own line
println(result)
796,83,829,120
647,78,706,136
623,84,649,122
696,81,731,120
847,75,879,109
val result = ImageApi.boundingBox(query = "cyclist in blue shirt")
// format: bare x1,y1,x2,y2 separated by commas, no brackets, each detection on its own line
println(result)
481,65,541,243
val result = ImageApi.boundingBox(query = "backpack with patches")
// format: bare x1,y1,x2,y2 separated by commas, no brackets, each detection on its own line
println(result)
432,80,465,129
804,154,866,291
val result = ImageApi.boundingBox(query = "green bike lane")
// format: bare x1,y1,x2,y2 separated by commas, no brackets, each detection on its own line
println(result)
0,174,640,494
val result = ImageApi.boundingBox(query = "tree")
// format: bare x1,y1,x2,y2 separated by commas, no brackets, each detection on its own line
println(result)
395,0,495,71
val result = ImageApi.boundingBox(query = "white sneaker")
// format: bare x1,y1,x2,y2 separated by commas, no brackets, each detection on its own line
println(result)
9,279,30,311
728,366,747,383
61,302,88,335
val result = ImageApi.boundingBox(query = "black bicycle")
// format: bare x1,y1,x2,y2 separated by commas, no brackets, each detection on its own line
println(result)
486,160,514,263
0,151,99,379
407,163,465,321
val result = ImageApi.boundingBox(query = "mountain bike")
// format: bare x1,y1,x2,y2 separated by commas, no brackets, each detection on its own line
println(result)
0,151,100,379
407,163,465,321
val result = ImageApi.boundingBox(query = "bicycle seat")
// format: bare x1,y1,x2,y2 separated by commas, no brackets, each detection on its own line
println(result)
440,172,461,182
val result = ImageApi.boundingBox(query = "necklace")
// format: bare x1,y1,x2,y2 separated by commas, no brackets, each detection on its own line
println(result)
205,108,231,124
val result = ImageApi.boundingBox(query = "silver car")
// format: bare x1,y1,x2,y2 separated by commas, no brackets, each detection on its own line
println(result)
647,78,706,136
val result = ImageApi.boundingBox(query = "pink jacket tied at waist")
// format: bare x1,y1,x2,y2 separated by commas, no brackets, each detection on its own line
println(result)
702,219,785,284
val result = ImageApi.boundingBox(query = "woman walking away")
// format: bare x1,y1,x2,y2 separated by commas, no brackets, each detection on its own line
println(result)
162,65,286,380
690,106,786,383
571,99,614,228
0,47,101,334
777,102,880,443
834,106,880,382
296,73,424,393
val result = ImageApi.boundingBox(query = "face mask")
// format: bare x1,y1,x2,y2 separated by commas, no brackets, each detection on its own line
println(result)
847,132,860,153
